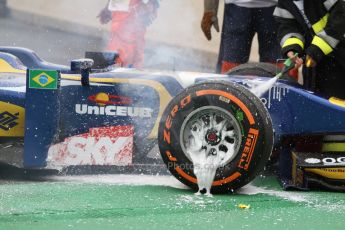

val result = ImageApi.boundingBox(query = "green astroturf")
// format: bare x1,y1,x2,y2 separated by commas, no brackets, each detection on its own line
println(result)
0,176,345,230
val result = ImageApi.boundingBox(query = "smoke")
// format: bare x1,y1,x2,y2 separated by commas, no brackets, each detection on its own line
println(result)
144,43,217,72
142,0,221,72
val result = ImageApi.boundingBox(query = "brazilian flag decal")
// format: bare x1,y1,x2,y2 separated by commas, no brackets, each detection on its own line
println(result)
29,70,58,90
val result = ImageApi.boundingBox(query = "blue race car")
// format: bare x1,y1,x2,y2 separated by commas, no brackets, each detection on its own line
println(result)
1,47,345,192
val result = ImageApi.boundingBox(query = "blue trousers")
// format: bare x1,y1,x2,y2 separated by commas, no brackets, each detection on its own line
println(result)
217,4,280,73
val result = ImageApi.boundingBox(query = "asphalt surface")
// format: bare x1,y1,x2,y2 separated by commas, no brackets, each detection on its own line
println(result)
0,15,104,66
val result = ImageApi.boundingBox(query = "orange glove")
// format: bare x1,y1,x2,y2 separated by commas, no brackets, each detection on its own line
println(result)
201,11,219,41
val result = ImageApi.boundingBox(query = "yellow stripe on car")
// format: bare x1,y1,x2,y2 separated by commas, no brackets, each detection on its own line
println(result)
0,101,25,137
329,97,345,108
322,143,345,152
306,167,345,180
0,59,25,73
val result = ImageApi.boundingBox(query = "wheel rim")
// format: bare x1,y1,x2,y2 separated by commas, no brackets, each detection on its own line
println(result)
180,106,242,167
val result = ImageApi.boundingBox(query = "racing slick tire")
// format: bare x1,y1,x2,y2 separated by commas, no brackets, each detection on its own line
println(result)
226,62,276,77
158,81,273,193
227,62,292,80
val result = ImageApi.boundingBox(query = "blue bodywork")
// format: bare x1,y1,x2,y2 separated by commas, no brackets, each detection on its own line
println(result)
0,48,345,169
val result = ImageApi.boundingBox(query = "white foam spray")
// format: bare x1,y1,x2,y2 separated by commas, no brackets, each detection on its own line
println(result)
187,126,216,197
186,117,236,197
237,184,309,203
44,174,188,189
251,76,279,98
189,149,223,197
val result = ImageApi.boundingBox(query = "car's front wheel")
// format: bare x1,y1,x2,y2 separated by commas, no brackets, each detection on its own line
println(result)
158,81,273,193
